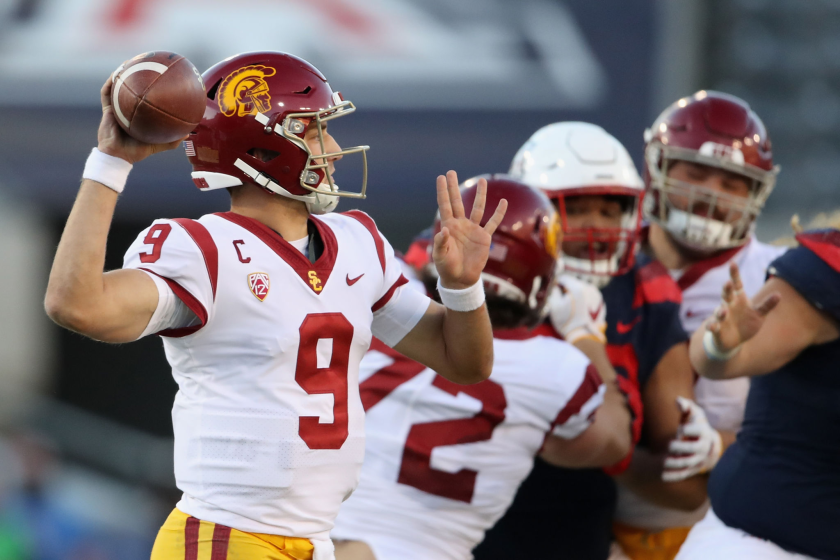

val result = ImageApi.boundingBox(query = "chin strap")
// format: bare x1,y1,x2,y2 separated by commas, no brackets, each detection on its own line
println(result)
231,159,339,214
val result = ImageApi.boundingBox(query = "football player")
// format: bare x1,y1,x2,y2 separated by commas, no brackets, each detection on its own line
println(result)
44,52,506,560
606,91,787,560
475,123,703,560
677,225,840,560
330,176,633,560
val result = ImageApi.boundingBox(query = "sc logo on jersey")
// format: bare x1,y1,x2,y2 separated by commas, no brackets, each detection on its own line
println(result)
248,272,271,302
308,271,323,293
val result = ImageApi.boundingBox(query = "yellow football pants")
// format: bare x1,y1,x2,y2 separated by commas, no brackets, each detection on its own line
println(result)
150,509,314,560
612,522,692,560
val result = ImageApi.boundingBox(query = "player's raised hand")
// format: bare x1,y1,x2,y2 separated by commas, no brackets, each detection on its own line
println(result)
97,73,184,164
433,171,507,289
706,262,781,352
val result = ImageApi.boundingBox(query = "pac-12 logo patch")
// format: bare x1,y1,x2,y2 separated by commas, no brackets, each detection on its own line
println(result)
248,272,270,301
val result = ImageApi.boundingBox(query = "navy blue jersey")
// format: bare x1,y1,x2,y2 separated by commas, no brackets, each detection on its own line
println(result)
710,231,840,560
474,260,688,560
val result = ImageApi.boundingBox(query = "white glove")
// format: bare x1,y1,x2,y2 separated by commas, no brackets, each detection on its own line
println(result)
662,396,723,482
548,275,607,344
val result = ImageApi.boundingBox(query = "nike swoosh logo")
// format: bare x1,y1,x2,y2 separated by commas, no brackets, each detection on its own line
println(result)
616,316,642,334
346,273,364,286
685,309,698,318
588,302,603,322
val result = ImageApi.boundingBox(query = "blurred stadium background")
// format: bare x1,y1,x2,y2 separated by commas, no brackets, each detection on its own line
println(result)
0,0,837,557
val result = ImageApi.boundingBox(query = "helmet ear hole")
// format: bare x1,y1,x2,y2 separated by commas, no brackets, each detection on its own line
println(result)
247,148,281,163
206,79,222,100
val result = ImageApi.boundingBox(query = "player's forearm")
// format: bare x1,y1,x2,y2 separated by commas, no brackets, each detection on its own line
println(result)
45,180,119,331
688,324,736,379
573,338,617,383
439,304,494,384
616,449,708,511
593,383,633,464
542,384,631,468
394,301,494,384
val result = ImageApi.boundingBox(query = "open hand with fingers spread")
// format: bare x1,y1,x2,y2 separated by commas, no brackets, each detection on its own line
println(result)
433,171,508,289
706,262,781,355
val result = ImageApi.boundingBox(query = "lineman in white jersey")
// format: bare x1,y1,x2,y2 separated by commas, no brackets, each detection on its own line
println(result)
45,52,507,560
610,91,786,559
332,177,633,560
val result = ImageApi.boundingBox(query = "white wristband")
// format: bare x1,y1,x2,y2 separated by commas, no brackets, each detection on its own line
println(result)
703,330,741,361
437,278,485,312
82,147,133,193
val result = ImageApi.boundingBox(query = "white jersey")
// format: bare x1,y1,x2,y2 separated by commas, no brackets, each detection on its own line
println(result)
122,210,430,559
614,237,786,531
331,326,605,560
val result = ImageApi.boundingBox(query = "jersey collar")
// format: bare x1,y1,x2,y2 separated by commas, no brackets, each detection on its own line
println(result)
215,212,338,295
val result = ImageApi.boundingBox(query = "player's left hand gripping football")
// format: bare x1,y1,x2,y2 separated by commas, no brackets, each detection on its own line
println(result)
97,73,185,164
707,262,781,352
433,171,508,290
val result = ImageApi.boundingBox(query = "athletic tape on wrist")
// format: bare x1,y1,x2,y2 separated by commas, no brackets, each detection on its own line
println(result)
83,147,133,193
437,278,485,312
703,330,741,361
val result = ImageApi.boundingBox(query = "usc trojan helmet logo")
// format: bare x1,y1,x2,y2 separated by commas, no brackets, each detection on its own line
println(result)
543,210,562,258
218,65,277,117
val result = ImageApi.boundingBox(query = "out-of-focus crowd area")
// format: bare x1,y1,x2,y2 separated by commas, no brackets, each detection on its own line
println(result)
2,0,840,557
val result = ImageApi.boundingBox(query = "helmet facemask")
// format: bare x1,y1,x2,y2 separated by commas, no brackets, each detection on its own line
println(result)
551,188,642,288
247,94,369,214
645,142,778,251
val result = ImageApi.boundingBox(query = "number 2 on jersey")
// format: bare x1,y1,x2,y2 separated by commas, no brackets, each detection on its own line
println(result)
398,376,507,503
295,313,355,450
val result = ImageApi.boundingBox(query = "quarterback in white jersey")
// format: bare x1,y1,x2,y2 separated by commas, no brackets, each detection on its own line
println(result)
45,52,507,560
610,91,786,559
332,177,633,560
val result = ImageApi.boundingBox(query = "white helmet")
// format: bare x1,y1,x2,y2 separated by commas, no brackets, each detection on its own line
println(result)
510,122,644,288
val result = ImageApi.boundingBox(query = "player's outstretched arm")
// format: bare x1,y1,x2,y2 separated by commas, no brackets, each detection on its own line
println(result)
689,263,837,379
393,172,507,384
44,74,184,343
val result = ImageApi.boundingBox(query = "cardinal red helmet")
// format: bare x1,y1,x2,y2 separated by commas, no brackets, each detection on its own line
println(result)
644,90,779,250
435,175,561,315
186,51,369,214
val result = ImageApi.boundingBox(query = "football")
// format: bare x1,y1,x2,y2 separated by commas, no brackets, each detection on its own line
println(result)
111,51,206,144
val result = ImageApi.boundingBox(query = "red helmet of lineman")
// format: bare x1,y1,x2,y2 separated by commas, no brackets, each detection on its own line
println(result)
433,175,561,322
187,51,369,214
643,90,779,251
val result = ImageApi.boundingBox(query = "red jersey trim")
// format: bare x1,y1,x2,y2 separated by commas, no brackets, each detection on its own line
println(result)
403,239,432,270
215,212,338,295
372,274,409,312
676,242,748,291
797,231,840,274
342,210,386,274
634,260,682,307
171,218,219,300
492,322,562,341
140,268,208,338
552,364,603,427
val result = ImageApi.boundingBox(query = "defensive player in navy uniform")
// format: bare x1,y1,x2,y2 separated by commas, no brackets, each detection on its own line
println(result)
475,123,708,560
676,226,840,560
